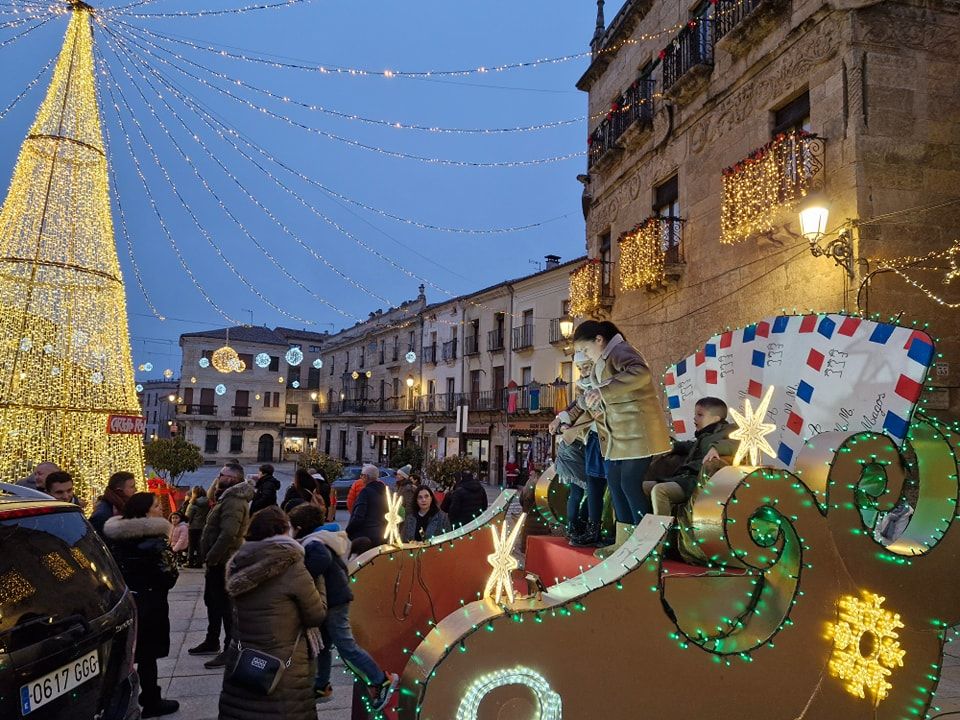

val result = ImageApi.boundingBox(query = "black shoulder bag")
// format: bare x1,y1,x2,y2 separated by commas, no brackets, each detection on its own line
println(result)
225,632,302,696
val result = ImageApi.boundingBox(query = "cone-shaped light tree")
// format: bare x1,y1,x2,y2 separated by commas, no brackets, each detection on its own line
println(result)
0,4,144,505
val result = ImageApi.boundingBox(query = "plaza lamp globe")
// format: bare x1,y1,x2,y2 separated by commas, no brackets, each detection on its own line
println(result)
799,193,829,243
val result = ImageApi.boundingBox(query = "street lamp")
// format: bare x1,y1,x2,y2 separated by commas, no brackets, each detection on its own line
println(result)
167,394,176,402
406,375,415,388
559,314,574,339
798,194,855,279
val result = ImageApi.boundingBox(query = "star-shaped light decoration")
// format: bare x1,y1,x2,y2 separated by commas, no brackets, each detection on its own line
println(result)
828,591,905,704
383,487,404,547
728,384,778,467
483,513,526,605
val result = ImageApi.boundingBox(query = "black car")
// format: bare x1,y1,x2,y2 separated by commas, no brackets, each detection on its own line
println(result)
0,483,139,720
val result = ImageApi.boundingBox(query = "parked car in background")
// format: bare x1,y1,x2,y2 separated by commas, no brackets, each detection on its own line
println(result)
0,483,139,720
331,466,396,507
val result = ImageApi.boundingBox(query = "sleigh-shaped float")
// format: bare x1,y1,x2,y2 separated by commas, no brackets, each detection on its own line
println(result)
386,313,959,719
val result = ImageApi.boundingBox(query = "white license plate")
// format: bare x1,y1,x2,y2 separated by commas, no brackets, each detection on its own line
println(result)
20,650,99,715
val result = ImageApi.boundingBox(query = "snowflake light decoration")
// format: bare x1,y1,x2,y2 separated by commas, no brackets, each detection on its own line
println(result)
828,591,905,704
285,347,304,366
728,385,778,466
255,352,271,368
383,487,404,547
313,358,323,369
484,513,526,605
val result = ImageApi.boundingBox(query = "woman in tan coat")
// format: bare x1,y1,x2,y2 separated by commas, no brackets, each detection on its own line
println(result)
565,321,672,546
219,506,327,720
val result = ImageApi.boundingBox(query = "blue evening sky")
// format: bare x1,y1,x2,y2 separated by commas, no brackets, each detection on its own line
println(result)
0,1,626,377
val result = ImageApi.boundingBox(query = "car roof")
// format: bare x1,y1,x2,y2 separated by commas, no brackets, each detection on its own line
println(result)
0,482,56,502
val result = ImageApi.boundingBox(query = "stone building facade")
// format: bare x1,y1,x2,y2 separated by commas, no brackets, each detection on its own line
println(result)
576,0,960,417
137,379,179,441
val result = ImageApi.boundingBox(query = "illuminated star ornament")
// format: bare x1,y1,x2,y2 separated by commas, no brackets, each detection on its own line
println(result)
484,513,526,605
728,385,778,466
828,591,905,704
383,487,404,547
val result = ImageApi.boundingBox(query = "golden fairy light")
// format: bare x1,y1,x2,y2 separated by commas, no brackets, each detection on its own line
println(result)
828,591,905,704
383,486,404,547
728,386,778,467
569,260,603,317
618,219,664,290
0,7,144,506
484,513,526,605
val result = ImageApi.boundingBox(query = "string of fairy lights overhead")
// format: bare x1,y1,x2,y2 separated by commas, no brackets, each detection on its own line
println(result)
0,0,604,343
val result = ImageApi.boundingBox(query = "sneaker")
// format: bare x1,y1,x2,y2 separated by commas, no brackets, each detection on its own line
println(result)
203,651,227,669
187,639,219,656
315,684,334,703
141,699,180,718
370,673,399,711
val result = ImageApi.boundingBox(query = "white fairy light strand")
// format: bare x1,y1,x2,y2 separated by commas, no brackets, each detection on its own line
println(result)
104,29,390,317
106,28,484,292
0,51,54,119
108,23,583,168
98,52,241,324
98,43,321,325
107,0,311,20
112,22,576,234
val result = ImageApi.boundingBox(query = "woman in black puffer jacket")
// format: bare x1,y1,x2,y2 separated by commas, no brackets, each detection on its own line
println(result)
103,492,180,718
440,471,489,528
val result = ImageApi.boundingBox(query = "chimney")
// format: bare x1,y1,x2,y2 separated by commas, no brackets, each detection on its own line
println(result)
544,254,561,269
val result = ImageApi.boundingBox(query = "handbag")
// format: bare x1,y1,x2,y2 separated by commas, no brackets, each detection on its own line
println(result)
225,631,302,696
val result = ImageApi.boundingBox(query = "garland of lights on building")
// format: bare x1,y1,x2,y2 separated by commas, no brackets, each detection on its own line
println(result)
569,259,604,317
618,218,666,290
720,130,819,245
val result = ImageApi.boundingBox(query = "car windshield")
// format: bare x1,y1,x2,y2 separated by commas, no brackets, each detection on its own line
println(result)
0,508,126,652
338,467,362,481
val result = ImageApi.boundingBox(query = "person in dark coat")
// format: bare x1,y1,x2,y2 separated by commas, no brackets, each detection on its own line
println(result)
103,492,179,718
184,486,209,568
250,464,281,514
90,471,137,537
441,471,489,528
288,505,398,709
219,507,327,720
345,464,388,552
281,468,319,513
401,486,450,542
642,396,737,515
394,464,416,515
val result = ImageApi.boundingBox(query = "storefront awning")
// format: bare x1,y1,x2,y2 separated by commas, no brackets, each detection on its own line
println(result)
365,422,413,437
413,422,448,436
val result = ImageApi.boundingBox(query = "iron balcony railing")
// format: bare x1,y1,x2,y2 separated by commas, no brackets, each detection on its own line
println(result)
549,319,567,345
588,78,655,168
424,344,437,364
662,18,715,91
512,324,534,350
179,404,217,416
657,216,685,264
442,339,458,362
231,405,252,417
487,329,504,352
464,334,480,356
715,0,761,39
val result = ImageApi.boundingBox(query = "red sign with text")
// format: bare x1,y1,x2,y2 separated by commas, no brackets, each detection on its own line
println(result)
107,415,147,435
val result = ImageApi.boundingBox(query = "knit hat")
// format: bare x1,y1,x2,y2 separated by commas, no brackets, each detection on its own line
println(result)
397,464,413,479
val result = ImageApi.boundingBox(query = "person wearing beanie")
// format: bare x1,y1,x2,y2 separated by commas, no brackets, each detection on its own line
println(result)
394,464,416,515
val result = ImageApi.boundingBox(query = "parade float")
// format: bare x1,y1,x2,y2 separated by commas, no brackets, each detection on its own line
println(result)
354,312,960,720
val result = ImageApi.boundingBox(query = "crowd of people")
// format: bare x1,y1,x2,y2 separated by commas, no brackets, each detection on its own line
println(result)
10,453,494,718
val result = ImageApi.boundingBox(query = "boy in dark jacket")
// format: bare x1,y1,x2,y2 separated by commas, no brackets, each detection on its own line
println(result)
250,463,281,514
288,505,398,711
642,396,736,514
345,464,388,550
441,471,489,528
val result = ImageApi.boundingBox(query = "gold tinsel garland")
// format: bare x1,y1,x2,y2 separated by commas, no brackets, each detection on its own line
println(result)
569,260,603,317
720,130,816,245
619,218,664,290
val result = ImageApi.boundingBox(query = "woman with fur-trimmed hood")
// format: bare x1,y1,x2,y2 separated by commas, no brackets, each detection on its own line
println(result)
103,492,180,718
219,506,327,720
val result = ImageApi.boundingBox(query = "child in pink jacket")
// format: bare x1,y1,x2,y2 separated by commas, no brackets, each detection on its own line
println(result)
169,511,189,565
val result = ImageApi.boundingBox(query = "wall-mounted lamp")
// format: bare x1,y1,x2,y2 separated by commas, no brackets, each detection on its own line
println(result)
559,314,574,339
798,193,855,279
405,375,415,388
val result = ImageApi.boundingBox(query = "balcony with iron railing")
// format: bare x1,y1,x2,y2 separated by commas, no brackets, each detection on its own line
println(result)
512,324,535,351
231,405,252,417
487,329,504,352
618,217,686,292
442,339,458,362
549,319,568,345
424,344,437,364
715,0,787,47
588,78,655,169
464,334,480,356
178,403,217,416
662,18,715,92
